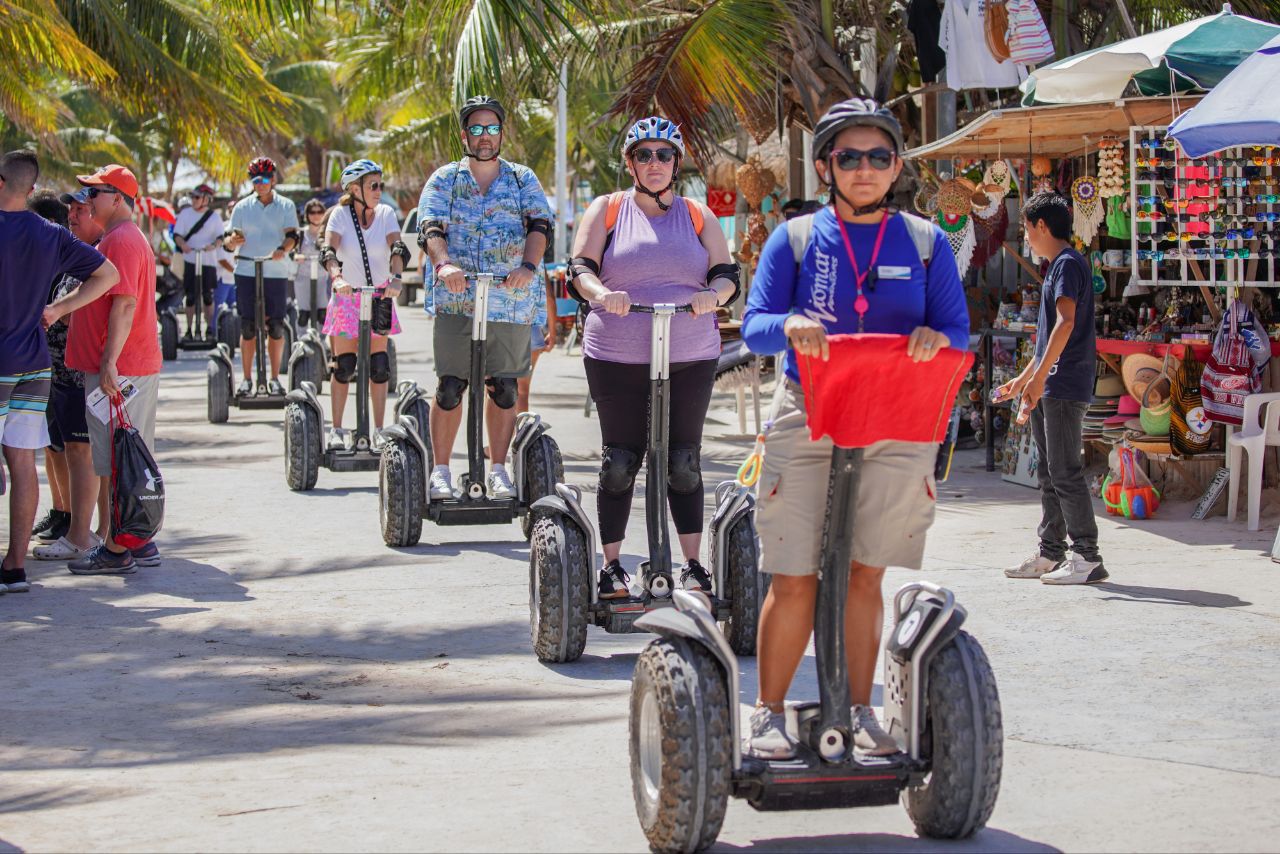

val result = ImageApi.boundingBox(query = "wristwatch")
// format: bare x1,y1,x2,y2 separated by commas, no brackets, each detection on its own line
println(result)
520,260,538,273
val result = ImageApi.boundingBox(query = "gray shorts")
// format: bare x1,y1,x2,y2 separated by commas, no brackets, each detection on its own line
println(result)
756,383,938,574
433,313,532,380
84,372,160,477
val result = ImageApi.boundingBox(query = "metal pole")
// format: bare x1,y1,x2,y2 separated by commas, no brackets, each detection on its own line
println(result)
555,61,570,264
646,308,674,579
356,289,371,445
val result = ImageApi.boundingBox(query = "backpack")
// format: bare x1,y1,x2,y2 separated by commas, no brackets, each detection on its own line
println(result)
785,209,935,267
602,190,704,251
1170,350,1213,456
1203,299,1272,426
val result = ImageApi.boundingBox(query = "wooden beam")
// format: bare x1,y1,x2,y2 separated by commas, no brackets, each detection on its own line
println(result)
1002,241,1044,284
1098,352,1123,375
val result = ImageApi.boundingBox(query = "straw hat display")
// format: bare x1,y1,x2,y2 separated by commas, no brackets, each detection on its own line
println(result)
1121,354,1170,406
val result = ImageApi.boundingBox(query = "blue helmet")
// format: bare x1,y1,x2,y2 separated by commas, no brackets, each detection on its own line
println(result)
622,117,685,159
340,158,383,188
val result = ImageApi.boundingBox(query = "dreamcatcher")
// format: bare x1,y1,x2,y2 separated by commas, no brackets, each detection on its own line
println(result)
1071,175,1105,243
937,211,977,273
981,159,1014,199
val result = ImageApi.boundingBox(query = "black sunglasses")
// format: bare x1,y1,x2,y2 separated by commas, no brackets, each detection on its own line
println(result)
86,186,119,199
631,147,678,165
830,147,896,171
467,123,502,137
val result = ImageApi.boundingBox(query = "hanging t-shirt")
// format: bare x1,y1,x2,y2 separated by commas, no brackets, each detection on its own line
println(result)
939,0,1027,90
908,0,948,84
0,210,105,374
325,203,401,288
1105,196,1131,240
1034,246,1095,403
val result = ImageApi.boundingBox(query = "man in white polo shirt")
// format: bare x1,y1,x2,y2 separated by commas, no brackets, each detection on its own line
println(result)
223,157,299,396
172,183,223,341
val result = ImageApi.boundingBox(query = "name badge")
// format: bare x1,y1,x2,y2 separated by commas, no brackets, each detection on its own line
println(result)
877,265,912,279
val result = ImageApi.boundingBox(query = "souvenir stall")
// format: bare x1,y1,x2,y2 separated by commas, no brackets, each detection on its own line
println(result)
905,95,1280,511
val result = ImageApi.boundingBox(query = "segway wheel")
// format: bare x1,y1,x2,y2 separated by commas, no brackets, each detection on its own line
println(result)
379,437,423,547
206,360,230,424
284,402,320,491
520,434,564,541
630,638,731,853
288,341,326,395
528,515,589,663
220,313,241,357
722,516,761,656
404,397,431,450
160,312,179,361
386,337,399,391
303,339,326,393
903,630,1003,839
281,323,296,374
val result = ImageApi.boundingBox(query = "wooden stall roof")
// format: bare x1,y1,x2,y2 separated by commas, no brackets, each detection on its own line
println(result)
905,96,1203,160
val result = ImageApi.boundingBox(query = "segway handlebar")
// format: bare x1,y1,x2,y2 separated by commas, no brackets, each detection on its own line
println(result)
628,304,695,315
461,273,509,284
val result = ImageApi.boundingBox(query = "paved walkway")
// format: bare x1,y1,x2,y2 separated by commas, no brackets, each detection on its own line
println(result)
2,306,1278,852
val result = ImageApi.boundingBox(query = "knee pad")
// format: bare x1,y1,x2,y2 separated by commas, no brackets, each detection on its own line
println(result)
332,352,358,383
435,375,468,410
485,376,518,409
240,316,258,340
668,445,703,495
267,317,286,340
599,445,642,497
370,351,391,384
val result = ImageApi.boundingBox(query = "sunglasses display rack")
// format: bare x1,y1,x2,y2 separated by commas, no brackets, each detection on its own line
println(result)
1129,125,1277,289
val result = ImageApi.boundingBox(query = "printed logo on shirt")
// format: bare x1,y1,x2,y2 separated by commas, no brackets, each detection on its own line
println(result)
805,247,839,325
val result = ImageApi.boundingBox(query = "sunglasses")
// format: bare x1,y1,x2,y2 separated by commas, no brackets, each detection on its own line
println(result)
306,209,326,217
251,176,272,185
631,147,678,165
86,186,118,199
467,123,502,137
830,147,896,171
363,181,383,191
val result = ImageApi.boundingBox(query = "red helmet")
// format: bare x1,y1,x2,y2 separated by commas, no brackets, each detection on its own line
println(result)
247,157,276,178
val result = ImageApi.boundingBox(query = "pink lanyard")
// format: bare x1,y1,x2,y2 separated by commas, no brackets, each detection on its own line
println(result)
836,212,891,333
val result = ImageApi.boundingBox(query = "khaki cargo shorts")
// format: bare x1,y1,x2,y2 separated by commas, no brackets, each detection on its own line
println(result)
756,384,938,575
433,313,532,380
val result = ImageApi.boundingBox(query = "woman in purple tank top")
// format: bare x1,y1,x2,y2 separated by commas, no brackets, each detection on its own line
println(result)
569,117,740,601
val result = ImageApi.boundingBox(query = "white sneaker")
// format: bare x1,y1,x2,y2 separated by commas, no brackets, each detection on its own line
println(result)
429,466,455,500
327,427,349,450
488,464,515,499
1042,553,1109,585
852,705,900,756
1005,553,1062,579
34,534,102,561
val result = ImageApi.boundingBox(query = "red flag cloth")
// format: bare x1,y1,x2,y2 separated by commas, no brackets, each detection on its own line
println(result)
796,334,974,449
142,197,177,225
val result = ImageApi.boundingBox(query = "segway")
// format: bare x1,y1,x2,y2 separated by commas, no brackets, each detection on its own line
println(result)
207,255,290,423
626,336,1001,852
161,250,220,361
378,272,562,547
528,303,760,664
285,283,394,490
287,252,330,394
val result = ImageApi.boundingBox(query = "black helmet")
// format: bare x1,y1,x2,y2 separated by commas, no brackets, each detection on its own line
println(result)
811,98,904,162
460,96,506,128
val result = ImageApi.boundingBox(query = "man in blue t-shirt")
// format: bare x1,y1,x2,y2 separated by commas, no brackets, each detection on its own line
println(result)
996,192,1106,585
0,150,118,593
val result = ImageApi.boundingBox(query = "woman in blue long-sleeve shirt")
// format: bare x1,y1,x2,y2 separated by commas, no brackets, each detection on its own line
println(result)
740,98,970,761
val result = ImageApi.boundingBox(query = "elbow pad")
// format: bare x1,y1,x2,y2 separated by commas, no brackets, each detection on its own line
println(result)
707,262,742,305
421,219,447,242
567,256,601,304
525,217,553,239
390,240,411,265
319,245,341,272
283,227,301,246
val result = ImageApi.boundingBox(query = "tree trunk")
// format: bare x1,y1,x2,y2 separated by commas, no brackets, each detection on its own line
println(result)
304,137,325,192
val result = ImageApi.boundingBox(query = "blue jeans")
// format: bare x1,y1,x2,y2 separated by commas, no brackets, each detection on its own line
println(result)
1030,396,1100,562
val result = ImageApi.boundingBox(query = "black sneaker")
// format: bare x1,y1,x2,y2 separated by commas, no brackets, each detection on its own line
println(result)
32,508,66,538
1,566,30,593
37,510,71,543
679,559,713,593
182,329,194,342
599,559,632,600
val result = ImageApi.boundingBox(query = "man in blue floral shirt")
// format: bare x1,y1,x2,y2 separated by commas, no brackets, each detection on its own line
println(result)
417,96,553,500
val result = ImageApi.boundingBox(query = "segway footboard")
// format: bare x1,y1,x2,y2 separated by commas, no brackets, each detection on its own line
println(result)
735,748,915,812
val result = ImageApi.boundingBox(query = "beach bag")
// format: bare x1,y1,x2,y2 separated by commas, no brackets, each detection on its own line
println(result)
110,399,165,549
1203,300,1270,425
1170,351,1213,456
1102,446,1160,519
1007,0,1055,64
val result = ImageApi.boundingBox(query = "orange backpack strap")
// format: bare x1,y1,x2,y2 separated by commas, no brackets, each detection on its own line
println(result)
686,198,704,235
604,191,625,233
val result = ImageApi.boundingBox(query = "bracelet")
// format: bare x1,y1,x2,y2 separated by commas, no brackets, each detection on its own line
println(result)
434,261,452,276
520,260,537,273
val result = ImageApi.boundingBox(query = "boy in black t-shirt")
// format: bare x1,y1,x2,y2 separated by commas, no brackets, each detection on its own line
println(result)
995,193,1108,585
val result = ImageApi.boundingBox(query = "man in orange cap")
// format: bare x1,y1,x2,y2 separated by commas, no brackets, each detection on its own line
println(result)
62,164,164,575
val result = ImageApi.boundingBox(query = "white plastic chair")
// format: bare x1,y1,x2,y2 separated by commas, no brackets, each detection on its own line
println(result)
1226,392,1280,531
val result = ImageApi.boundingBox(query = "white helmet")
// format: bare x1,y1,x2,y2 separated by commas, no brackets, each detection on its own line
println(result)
622,117,685,159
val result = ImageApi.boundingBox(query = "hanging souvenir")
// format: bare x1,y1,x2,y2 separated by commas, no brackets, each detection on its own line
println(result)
982,159,1013,198
937,211,976,274
936,178,976,217
1071,176,1105,243
971,190,1001,220
1097,139,1127,198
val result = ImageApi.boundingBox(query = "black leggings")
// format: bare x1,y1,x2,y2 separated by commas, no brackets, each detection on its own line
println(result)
584,356,718,544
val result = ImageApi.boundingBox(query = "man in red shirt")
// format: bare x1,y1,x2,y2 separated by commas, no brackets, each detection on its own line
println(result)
56,164,163,575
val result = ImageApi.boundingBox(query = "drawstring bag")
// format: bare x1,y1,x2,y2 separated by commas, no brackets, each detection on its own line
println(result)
1170,350,1213,456
109,398,165,549
1102,446,1160,519
1203,299,1270,425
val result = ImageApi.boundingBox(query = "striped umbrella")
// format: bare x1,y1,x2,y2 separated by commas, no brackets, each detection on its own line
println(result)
1021,5,1280,105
